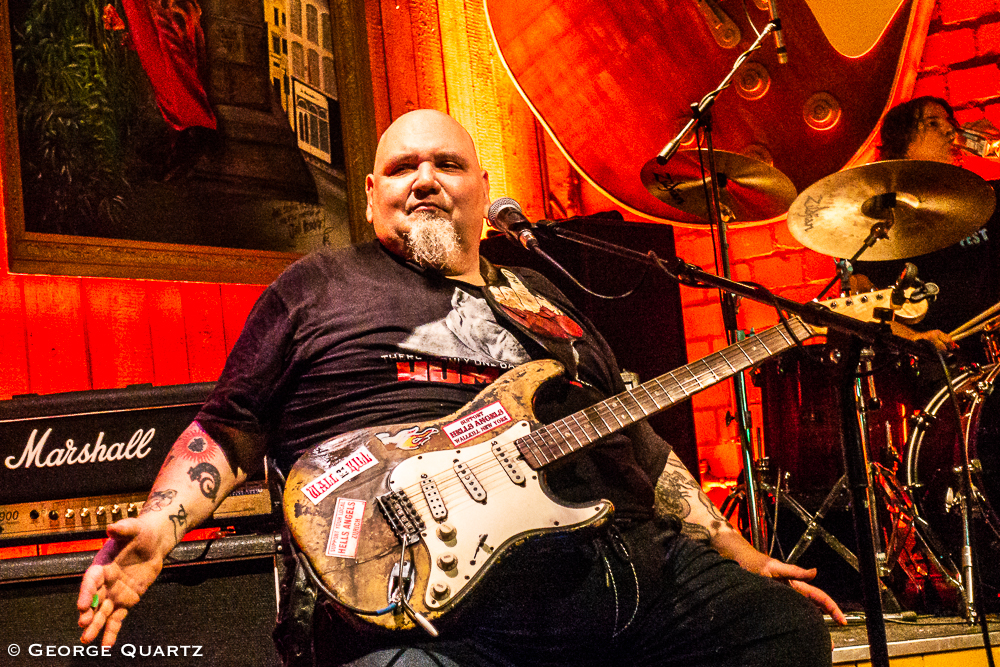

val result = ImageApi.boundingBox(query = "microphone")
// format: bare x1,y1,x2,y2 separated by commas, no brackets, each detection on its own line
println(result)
891,262,919,306
487,197,539,250
768,0,788,64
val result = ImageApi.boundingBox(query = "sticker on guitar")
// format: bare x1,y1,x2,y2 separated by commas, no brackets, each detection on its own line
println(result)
302,446,378,504
444,401,512,446
326,497,367,558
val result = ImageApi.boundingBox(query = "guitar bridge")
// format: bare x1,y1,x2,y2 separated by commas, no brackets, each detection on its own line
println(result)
377,490,425,546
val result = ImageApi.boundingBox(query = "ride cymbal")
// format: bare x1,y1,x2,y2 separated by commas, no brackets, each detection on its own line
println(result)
641,149,797,222
787,160,995,260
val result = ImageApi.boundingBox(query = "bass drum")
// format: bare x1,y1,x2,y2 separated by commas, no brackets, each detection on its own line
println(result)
905,364,1000,604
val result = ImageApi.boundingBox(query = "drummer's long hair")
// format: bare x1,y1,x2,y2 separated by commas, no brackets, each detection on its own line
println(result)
879,96,956,160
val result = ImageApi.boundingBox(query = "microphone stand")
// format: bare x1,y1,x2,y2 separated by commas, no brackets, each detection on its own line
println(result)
653,20,779,552
523,225,918,667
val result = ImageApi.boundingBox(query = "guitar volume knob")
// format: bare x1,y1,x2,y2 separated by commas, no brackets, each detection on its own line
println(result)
430,583,451,600
437,553,458,571
436,523,456,542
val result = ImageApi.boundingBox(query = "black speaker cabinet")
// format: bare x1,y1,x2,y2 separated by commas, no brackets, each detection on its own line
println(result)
0,538,281,666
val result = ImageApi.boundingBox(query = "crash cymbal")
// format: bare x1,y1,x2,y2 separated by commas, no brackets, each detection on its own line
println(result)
641,149,797,222
787,160,995,261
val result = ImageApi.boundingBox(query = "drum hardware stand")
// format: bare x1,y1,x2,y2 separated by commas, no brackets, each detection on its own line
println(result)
653,20,784,552
756,471,907,611
936,359,995,664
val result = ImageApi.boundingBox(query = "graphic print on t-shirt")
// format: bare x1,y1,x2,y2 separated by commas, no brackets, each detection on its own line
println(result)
490,269,583,341
401,288,531,365
387,288,531,386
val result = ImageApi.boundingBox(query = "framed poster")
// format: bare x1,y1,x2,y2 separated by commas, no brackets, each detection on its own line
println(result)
2,0,374,283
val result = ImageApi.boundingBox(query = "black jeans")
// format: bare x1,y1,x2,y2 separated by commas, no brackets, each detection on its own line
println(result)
296,520,831,667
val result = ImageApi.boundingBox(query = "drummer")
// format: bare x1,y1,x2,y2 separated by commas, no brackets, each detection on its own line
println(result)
851,96,1000,355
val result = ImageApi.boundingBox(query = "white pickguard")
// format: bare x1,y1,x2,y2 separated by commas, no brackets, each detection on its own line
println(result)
388,421,611,610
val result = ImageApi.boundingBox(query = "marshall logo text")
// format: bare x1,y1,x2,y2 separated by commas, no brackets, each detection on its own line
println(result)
4,427,156,470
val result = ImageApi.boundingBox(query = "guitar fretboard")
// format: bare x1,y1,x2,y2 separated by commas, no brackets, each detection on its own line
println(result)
515,317,813,468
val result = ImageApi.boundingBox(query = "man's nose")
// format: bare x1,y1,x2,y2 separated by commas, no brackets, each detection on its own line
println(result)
413,162,439,190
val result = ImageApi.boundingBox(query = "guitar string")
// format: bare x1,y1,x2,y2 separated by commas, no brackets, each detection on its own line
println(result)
394,322,803,510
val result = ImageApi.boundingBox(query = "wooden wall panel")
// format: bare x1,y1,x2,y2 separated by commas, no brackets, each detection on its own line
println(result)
21,276,90,394
146,282,193,386
409,0,447,112
0,275,30,398
365,0,394,135
220,284,267,355
82,278,155,389
379,0,423,116
179,284,228,383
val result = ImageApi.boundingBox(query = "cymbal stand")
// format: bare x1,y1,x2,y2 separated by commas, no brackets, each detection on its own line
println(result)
815,198,899,301
756,472,904,611
654,21,780,551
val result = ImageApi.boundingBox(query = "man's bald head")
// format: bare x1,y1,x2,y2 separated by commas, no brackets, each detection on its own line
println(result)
365,110,490,282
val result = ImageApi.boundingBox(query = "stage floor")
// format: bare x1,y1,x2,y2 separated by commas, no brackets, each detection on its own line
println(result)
831,615,1000,665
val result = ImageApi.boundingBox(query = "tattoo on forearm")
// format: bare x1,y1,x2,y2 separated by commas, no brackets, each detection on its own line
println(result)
656,454,730,540
140,489,177,514
173,429,220,464
188,462,221,501
168,504,188,542
654,470,711,541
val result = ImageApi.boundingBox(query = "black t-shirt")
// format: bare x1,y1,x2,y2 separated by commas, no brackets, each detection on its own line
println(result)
853,179,1000,336
197,241,667,522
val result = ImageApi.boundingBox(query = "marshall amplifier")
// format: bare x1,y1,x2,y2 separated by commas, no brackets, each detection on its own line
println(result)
0,383,275,543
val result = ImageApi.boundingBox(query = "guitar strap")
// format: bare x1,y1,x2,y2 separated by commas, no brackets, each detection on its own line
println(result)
480,258,585,381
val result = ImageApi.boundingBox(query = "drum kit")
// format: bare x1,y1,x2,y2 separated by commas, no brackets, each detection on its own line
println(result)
642,149,1000,618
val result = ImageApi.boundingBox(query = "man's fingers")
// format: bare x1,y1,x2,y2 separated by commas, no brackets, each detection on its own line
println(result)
101,608,129,648
790,580,847,625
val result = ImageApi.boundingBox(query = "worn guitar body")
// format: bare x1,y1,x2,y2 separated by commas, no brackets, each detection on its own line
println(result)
283,360,611,631
284,314,826,631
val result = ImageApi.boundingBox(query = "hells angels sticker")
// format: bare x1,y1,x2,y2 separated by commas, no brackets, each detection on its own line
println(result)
302,446,378,505
444,401,512,446
326,497,366,559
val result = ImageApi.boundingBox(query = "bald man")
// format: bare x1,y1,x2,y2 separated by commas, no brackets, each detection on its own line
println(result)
77,110,839,666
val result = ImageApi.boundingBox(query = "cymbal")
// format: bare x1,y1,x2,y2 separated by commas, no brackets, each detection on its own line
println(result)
640,149,797,222
787,160,996,261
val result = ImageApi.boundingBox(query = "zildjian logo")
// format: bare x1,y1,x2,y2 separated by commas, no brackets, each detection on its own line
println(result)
801,195,829,232
653,170,685,206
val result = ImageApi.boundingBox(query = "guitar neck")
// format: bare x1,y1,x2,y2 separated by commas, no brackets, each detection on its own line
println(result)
516,317,813,468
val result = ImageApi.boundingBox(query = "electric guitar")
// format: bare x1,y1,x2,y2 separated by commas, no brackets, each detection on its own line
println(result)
282,289,925,632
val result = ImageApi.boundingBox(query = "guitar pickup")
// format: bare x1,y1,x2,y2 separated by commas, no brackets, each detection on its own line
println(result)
492,442,525,485
454,461,486,502
420,477,448,521
377,490,425,545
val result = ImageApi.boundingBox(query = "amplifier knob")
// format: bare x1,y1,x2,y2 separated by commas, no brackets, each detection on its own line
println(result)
80,508,90,518
111,505,121,518
48,510,59,521
65,509,75,519
96,506,106,517
127,503,138,517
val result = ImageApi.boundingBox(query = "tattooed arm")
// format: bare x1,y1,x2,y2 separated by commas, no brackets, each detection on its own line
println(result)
654,450,846,623
77,421,253,646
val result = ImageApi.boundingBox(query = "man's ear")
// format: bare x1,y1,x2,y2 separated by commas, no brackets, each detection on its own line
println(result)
481,170,491,218
365,174,375,224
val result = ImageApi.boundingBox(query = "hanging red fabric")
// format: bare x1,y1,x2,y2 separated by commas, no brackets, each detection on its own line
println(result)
120,0,217,131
